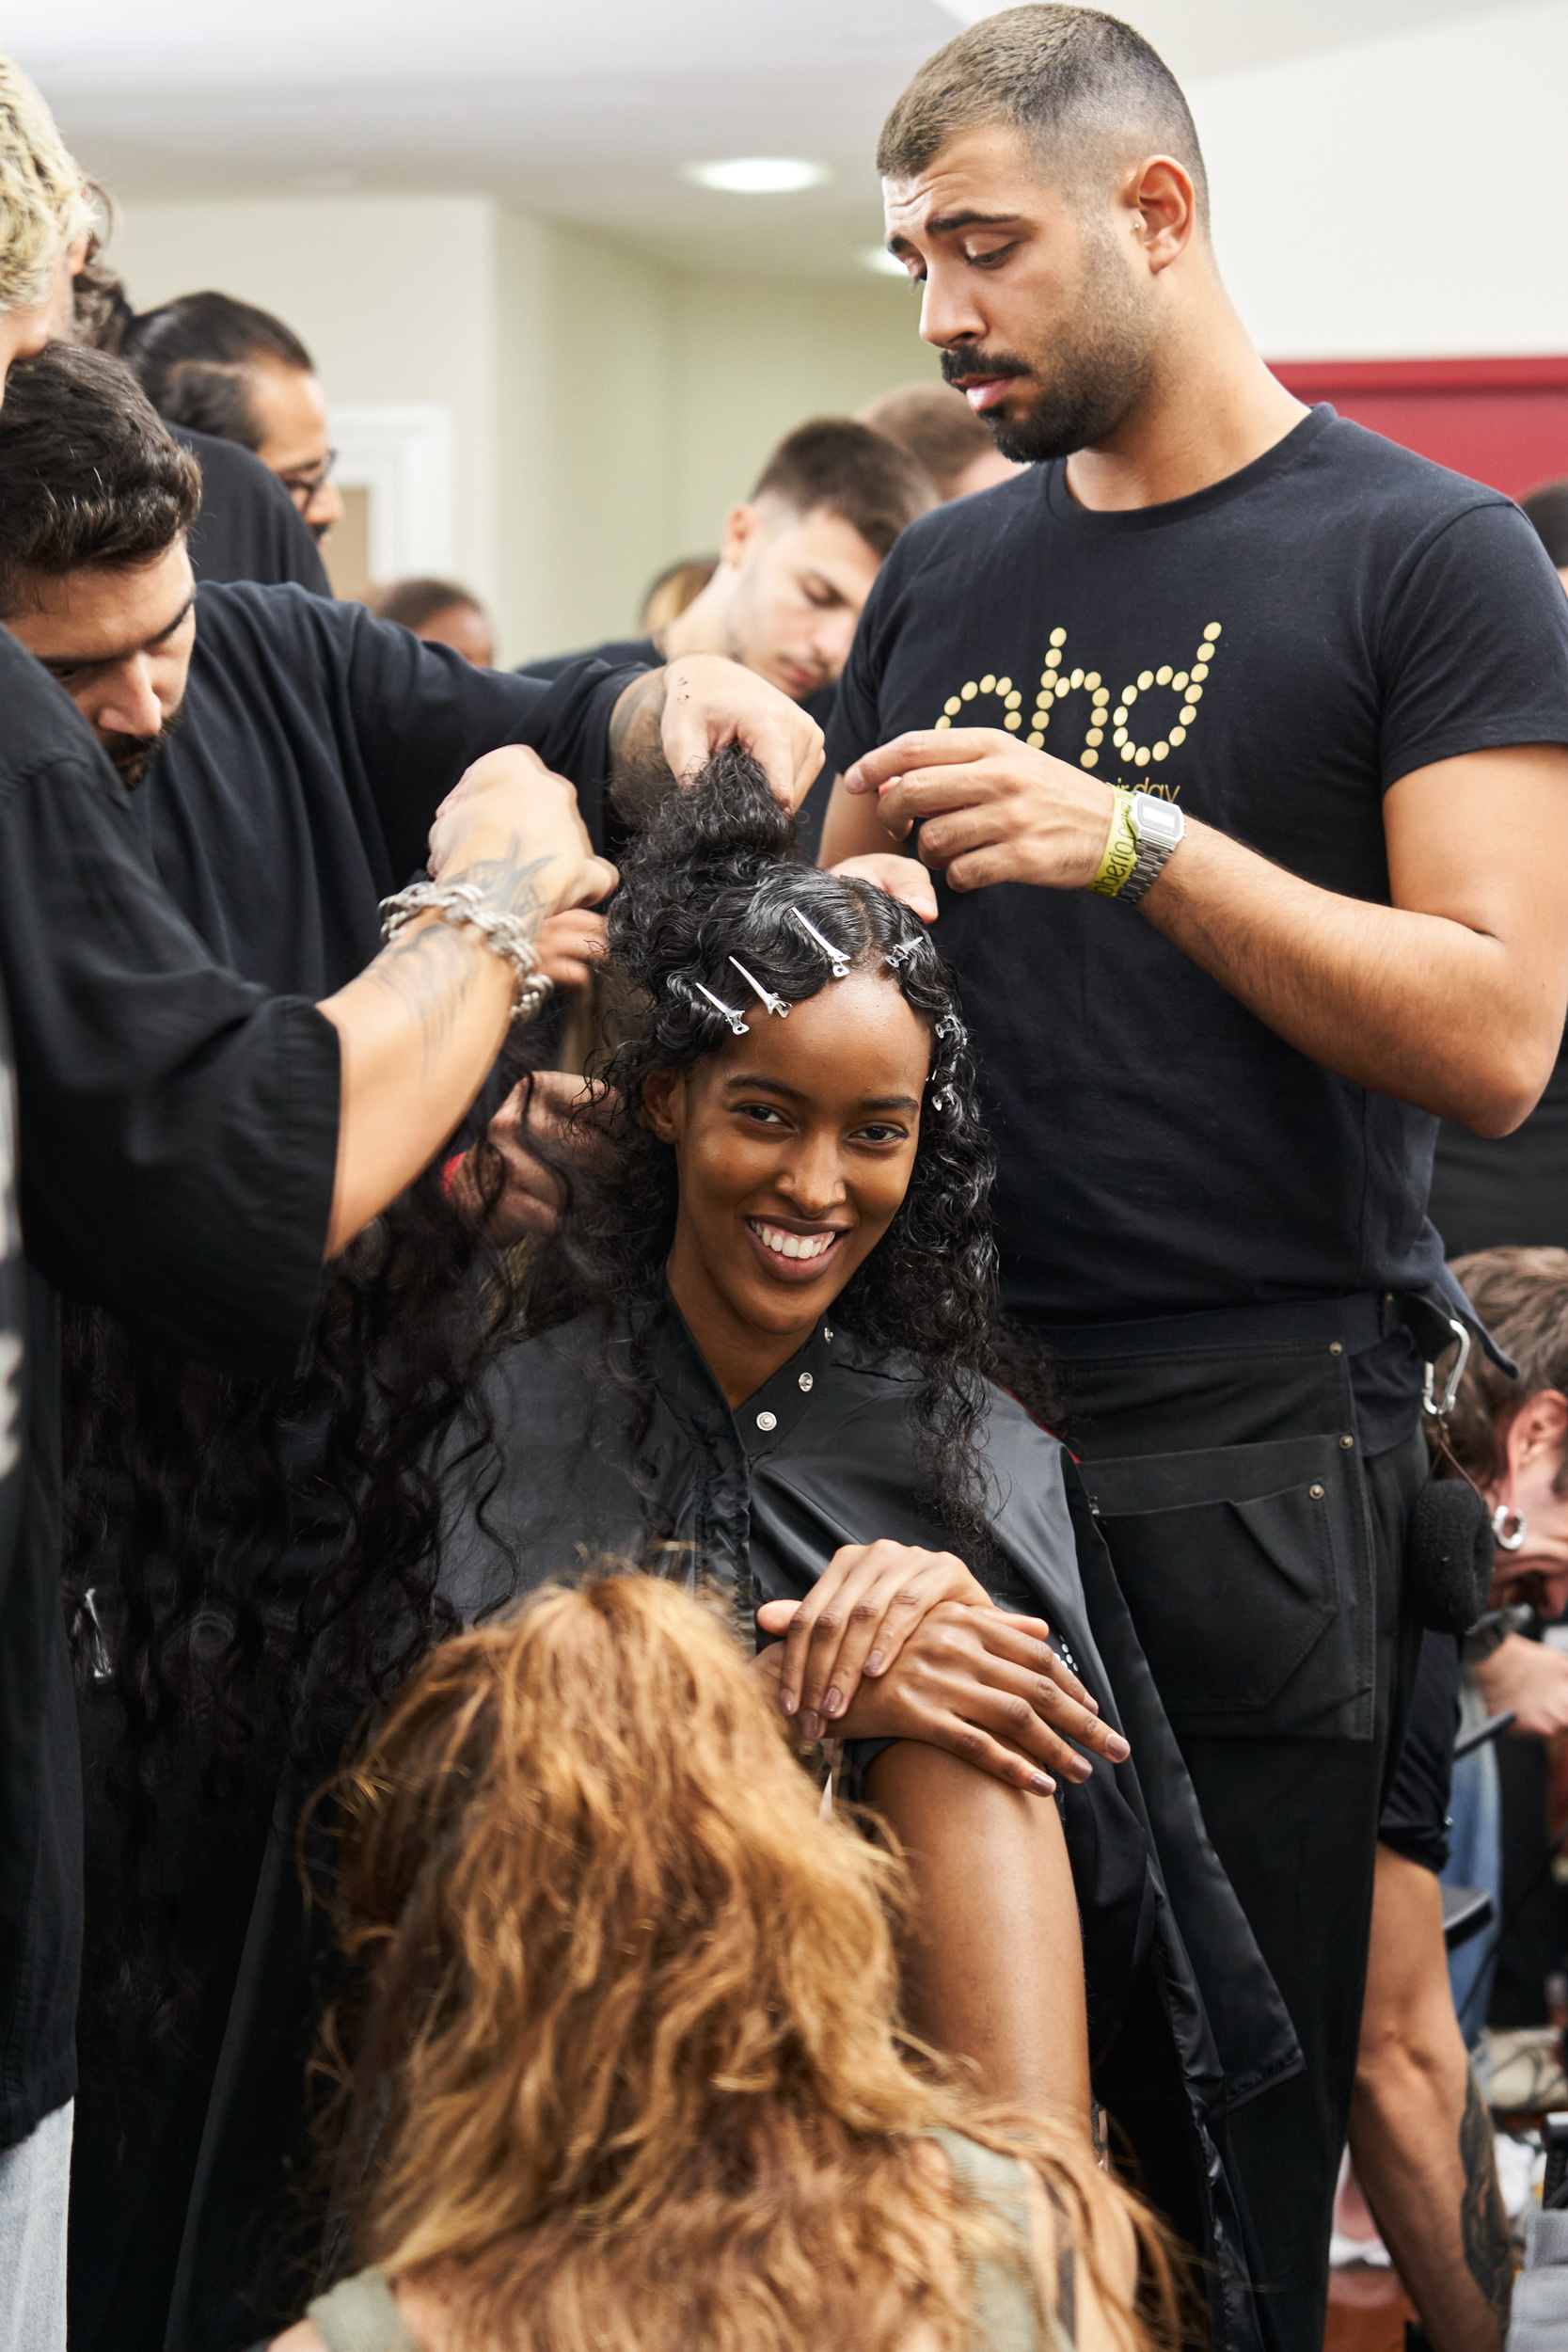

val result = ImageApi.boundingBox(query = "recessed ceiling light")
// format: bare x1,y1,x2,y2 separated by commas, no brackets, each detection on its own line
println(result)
863,246,911,278
682,157,833,195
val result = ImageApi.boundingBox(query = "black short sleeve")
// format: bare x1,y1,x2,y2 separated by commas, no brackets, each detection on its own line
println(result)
824,568,894,783
0,638,339,1375
1377,499,1568,789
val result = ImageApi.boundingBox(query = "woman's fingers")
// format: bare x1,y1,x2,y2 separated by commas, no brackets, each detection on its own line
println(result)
784,1544,988,1736
971,1619,1131,1764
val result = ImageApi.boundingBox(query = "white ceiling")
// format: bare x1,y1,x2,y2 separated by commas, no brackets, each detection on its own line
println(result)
14,0,1531,278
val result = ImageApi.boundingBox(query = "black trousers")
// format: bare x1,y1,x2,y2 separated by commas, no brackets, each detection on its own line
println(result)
1046,1296,1427,2352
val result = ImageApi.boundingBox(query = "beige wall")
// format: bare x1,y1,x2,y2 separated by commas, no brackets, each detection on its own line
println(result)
108,193,939,662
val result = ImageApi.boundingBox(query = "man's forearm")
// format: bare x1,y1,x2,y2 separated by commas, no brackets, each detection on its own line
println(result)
318,830,552,1255
1145,820,1560,1135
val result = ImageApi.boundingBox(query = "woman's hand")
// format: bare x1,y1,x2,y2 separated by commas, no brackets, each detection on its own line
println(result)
834,1600,1131,1797
756,1541,996,1739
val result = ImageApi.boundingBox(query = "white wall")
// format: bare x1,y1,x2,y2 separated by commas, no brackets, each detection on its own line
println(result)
1191,0,1568,359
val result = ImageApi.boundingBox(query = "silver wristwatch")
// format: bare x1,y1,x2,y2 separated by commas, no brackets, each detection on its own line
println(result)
1119,792,1186,905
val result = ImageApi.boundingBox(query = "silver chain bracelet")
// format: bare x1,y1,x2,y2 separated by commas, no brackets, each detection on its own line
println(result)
378,880,554,1025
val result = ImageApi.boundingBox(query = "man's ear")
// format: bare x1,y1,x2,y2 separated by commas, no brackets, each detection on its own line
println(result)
719,502,763,570
641,1066,686,1143
1506,1388,1568,1483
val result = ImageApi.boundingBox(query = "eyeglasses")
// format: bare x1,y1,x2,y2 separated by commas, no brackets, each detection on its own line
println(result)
277,450,339,510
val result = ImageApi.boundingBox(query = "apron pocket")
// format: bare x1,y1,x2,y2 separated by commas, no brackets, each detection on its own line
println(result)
1081,1434,1373,1738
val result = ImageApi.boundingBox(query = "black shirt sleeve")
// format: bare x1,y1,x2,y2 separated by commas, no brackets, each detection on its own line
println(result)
0,657,340,1375
335,601,641,869
1378,497,1568,788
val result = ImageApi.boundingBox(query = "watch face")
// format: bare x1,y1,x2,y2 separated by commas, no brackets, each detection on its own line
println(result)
1130,794,1184,848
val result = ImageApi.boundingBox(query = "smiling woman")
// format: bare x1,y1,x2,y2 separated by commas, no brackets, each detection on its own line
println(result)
434,749,1292,2275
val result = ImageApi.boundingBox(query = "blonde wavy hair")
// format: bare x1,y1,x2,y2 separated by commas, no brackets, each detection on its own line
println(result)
322,1573,1175,2351
0,56,87,315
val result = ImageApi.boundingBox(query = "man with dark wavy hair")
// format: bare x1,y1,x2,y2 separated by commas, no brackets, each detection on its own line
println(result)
821,8,1568,2345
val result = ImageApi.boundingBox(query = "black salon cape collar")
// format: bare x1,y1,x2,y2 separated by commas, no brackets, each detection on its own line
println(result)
446,1295,1300,2350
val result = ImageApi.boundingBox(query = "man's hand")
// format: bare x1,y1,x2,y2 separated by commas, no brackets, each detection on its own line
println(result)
843,726,1117,893
428,746,618,915
454,1070,615,1243
610,658,824,815
532,908,608,989
828,851,939,922
802,1597,1131,1796
1474,1633,1568,1739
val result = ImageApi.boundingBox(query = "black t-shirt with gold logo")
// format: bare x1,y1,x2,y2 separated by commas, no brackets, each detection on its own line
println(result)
827,405,1568,1326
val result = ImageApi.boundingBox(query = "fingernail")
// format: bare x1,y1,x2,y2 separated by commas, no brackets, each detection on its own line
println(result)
780,1690,797,1717
822,1688,843,1718
1069,1756,1093,1780
865,1651,884,1677
800,1710,821,1741
1030,1773,1056,1796
1084,1697,1100,1714
1106,1733,1130,1761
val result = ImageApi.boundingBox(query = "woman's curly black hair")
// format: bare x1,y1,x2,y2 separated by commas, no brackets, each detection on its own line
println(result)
533,746,1019,1556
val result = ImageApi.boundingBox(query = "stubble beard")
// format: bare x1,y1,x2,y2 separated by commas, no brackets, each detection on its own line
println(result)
951,236,1158,467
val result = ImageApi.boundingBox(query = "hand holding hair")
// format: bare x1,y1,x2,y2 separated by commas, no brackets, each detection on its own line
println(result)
843,725,1120,895
827,851,939,922
658,653,826,812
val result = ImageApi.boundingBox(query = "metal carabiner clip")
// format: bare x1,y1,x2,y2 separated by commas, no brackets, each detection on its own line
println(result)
1422,1316,1472,1419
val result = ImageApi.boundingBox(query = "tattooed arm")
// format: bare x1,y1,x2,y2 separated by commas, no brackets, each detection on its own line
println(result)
317,747,617,1257
608,654,824,817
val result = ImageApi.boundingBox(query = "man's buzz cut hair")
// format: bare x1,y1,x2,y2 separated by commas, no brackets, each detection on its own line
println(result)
877,3,1210,234
750,418,936,560
0,343,201,616
0,55,89,315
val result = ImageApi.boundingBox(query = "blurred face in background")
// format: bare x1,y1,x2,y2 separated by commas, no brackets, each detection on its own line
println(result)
246,356,344,541
412,598,495,668
709,495,882,700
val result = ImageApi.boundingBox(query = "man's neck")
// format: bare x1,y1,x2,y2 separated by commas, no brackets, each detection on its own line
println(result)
1064,289,1308,515
657,582,732,662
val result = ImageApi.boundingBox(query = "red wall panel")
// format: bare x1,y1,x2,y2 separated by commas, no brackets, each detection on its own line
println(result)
1268,356,1568,499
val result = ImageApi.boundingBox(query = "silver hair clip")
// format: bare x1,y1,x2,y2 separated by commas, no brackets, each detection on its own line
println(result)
929,1084,959,1116
728,956,789,1018
934,1012,965,1045
789,906,850,979
885,938,921,972
692,980,749,1037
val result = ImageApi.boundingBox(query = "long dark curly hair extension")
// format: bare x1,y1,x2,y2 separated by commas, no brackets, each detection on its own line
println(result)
531,746,1039,1558
63,1086,533,2058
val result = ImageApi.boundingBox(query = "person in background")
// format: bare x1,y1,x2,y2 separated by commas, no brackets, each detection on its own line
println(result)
1427,485,1568,1261
369,576,495,667
122,288,344,546
1346,1246,1568,2352
520,419,934,857
266,1577,1170,2352
640,551,718,632
860,377,1026,501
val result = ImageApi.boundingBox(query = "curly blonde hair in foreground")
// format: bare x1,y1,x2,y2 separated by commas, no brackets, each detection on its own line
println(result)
0,56,87,314
322,1574,1175,2351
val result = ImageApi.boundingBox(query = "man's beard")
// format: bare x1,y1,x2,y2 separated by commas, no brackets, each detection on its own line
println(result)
102,700,185,788
942,247,1156,465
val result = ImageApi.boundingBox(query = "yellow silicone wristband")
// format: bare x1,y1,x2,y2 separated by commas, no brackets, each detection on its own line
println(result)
1087,787,1137,899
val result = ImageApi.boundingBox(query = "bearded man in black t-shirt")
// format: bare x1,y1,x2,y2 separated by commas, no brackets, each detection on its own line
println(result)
820,9,1568,2349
